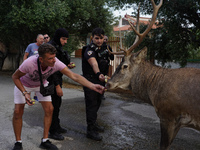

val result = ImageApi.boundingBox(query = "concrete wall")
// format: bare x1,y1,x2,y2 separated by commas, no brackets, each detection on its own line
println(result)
2,54,23,71
62,57,83,85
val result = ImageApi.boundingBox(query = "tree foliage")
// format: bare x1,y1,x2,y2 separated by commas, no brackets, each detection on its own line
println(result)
108,0,200,67
0,0,114,69
64,0,114,38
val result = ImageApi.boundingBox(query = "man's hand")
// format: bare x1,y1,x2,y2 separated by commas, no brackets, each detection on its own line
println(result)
68,62,76,69
56,85,63,97
91,84,105,94
25,93,34,106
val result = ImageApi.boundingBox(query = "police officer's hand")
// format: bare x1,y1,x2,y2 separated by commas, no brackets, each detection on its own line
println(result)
56,85,63,97
104,75,111,83
99,74,105,82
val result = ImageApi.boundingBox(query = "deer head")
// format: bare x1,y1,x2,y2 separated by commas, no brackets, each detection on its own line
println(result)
106,0,163,91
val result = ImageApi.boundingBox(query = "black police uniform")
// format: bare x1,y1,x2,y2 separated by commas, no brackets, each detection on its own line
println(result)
82,42,113,137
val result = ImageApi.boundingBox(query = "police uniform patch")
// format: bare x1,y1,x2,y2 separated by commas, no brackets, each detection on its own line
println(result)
87,51,93,56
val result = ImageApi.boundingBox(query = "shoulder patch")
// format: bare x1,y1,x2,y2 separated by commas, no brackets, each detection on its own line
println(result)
87,51,93,56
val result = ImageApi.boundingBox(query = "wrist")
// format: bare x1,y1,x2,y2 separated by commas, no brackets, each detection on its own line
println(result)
96,72,102,79
55,85,61,88
22,90,29,96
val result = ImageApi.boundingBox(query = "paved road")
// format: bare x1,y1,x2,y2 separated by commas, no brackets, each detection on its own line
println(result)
0,72,200,150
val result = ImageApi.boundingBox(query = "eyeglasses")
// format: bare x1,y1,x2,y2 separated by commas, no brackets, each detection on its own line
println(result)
44,37,49,39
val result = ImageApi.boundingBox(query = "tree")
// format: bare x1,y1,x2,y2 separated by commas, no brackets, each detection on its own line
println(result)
107,0,200,67
0,0,114,70
0,0,71,69
64,0,114,38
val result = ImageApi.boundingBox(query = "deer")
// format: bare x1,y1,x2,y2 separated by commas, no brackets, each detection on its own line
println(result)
106,0,200,150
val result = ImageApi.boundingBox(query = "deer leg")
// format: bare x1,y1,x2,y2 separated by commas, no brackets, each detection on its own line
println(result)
159,120,181,150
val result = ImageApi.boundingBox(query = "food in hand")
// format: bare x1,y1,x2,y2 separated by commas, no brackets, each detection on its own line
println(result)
104,87,107,91
105,75,108,83
31,99,35,104
72,63,75,67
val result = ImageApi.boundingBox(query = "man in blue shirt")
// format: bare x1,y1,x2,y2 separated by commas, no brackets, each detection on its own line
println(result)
23,34,44,60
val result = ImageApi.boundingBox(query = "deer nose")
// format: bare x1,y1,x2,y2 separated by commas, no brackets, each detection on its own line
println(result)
105,82,110,90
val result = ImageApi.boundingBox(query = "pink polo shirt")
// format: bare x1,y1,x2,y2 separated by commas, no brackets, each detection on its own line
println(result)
19,55,66,87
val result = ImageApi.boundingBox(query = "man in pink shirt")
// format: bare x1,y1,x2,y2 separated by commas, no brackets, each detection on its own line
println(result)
12,43,105,150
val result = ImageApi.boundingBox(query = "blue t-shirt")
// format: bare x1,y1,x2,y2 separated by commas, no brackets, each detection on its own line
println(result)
25,43,39,57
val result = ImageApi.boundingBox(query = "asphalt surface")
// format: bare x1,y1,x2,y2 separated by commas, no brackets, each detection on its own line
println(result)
0,71,200,150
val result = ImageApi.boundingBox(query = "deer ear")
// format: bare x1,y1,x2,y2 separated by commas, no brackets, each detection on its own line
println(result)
137,47,147,59
132,47,147,63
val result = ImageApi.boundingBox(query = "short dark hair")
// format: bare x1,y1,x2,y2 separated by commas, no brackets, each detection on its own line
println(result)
38,43,57,57
92,27,104,37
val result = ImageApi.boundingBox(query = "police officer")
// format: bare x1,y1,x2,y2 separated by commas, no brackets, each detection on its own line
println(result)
82,28,109,141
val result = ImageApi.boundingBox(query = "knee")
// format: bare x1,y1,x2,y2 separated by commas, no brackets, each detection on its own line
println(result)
45,105,54,116
13,108,24,119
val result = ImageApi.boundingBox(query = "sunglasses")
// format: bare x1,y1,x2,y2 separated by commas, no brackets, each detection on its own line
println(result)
44,37,49,39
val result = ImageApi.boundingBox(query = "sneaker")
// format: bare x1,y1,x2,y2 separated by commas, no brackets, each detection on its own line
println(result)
57,127,67,134
12,142,23,150
39,139,58,150
49,132,64,140
86,130,103,141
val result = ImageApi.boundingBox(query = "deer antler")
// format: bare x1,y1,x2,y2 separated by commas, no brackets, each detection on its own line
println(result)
126,0,163,55
127,2,141,51
109,0,163,56
107,46,125,55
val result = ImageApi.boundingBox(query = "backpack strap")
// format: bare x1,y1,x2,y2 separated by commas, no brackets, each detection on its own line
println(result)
37,58,44,88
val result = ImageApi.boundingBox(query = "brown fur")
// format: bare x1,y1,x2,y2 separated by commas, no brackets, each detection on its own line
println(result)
107,47,200,150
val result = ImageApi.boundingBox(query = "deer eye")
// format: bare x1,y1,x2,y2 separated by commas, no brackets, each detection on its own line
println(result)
123,65,128,69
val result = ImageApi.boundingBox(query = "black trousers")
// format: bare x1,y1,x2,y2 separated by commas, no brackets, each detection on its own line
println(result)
83,75,103,126
49,88,62,134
